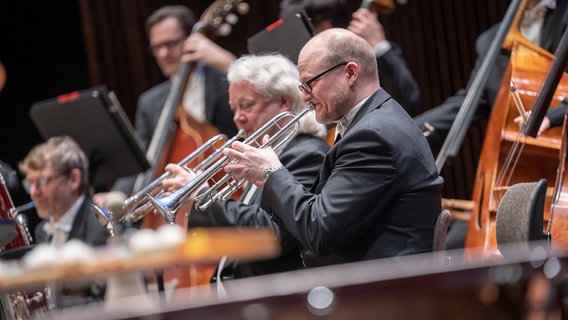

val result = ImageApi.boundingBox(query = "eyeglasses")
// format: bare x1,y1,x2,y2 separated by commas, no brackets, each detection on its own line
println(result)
22,174,66,193
149,36,186,54
298,62,348,94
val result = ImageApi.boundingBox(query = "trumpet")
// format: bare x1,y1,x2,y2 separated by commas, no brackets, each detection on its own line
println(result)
146,104,315,224
91,131,245,232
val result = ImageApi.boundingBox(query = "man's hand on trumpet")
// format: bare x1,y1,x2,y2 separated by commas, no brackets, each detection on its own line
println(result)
161,164,207,198
223,136,283,189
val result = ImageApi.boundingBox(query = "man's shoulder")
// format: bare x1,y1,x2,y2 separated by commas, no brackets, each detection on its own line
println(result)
139,80,171,102
476,23,500,55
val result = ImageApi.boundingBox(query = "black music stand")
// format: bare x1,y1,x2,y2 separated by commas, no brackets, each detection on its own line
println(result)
247,9,314,64
29,86,150,188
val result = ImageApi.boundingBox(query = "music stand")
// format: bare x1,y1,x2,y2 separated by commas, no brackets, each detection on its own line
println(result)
247,9,315,64
0,220,18,249
29,86,150,188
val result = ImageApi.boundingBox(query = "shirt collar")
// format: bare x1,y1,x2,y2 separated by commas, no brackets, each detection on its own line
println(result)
49,194,85,233
335,95,371,137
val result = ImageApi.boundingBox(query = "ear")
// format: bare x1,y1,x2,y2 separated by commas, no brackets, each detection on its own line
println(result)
345,62,359,86
68,168,83,191
279,95,292,112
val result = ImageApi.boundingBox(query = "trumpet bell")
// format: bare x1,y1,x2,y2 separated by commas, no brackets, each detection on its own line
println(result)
90,204,118,236
145,193,178,225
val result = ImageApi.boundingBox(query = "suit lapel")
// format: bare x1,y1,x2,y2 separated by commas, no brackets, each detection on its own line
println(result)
311,89,390,194
67,198,88,241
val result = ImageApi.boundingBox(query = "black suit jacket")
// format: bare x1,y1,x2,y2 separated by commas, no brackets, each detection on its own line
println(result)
261,89,444,268
189,133,330,276
34,197,110,307
414,2,568,150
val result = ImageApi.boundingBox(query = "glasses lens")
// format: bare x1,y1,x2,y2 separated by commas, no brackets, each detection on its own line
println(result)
22,174,63,193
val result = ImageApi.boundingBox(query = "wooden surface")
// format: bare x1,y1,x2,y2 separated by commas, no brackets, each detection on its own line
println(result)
49,241,568,320
0,228,279,291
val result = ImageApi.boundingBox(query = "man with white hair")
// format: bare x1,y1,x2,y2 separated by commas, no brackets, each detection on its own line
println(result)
161,53,329,278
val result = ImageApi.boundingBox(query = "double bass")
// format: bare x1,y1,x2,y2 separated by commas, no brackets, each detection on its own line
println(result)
138,1,248,288
464,0,568,260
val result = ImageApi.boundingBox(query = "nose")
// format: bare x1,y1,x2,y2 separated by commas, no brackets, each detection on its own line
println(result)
300,90,312,102
29,183,41,197
233,109,245,124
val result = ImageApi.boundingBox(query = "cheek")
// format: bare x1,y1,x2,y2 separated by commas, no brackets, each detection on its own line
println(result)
250,115,264,131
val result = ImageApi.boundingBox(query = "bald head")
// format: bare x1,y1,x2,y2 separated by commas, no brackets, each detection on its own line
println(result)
299,28,378,82
297,28,380,124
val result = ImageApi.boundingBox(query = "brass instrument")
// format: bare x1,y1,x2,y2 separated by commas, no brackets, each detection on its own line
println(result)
146,104,315,224
91,131,245,234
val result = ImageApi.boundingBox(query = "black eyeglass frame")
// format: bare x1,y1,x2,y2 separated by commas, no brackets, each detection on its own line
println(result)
298,62,348,94
148,35,186,54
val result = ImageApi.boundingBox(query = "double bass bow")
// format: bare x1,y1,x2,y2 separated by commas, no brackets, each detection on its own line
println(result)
434,0,522,172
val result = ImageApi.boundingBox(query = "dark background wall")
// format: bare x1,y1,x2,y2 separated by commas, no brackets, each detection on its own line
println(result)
0,0,509,202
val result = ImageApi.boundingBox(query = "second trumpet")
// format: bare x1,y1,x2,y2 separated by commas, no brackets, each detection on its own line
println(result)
146,105,314,224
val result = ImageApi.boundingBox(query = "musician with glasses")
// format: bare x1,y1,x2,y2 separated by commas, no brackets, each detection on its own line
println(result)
18,136,110,307
94,5,237,209
222,29,443,267
160,53,330,278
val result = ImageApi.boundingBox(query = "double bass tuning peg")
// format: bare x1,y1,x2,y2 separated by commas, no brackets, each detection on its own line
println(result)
236,2,250,15
218,23,232,37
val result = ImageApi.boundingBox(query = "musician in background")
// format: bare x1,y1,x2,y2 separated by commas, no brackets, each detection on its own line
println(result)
413,0,567,249
94,5,237,206
280,0,421,116
414,0,567,154
222,29,443,267
161,53,329,278
18,136,109,307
